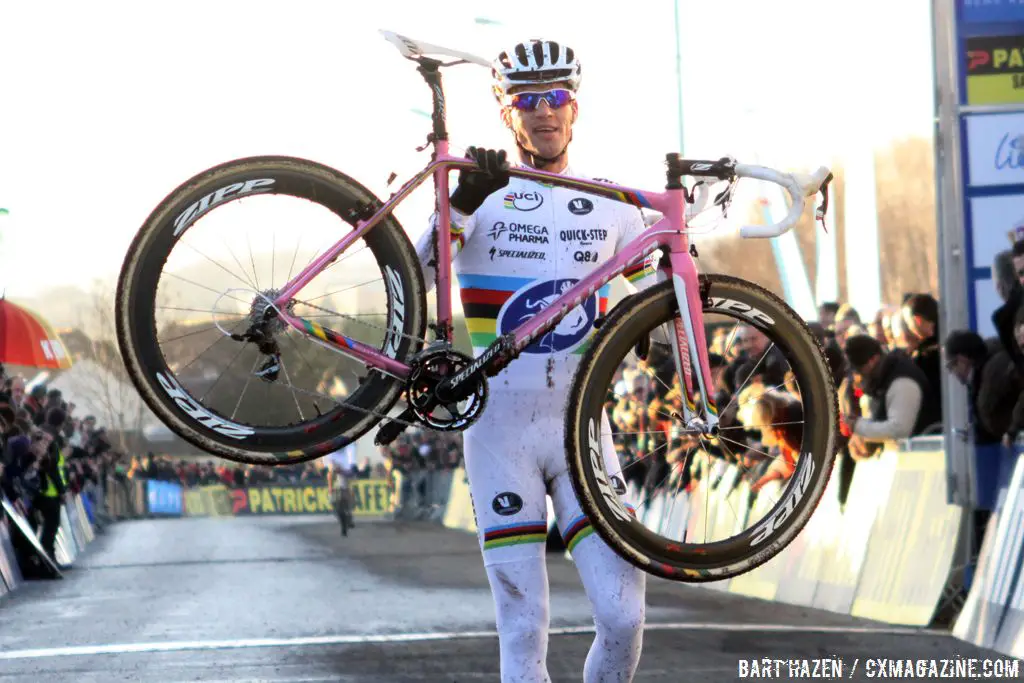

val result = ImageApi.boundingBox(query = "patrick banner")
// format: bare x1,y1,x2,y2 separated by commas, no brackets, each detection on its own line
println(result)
183,480,393,518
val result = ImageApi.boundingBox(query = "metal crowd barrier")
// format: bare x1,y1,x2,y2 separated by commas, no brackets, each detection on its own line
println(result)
954,447,1024,659
0,489,103,592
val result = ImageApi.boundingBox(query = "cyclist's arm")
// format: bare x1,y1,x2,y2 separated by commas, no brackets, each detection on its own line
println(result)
415,206,478,293
615,205,659,294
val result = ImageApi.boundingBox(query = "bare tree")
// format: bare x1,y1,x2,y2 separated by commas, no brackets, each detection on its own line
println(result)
695,136,939,315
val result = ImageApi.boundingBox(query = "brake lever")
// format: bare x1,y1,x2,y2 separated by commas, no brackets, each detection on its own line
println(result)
713,179,737,218
815,172,835,231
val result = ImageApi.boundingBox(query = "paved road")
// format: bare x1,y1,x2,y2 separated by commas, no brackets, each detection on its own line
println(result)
0,515,1013,682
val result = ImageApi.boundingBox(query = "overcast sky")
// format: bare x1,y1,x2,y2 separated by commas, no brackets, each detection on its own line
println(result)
0,0,935,299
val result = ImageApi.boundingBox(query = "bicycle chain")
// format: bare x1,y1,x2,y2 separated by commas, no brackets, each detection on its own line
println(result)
270,371,426,434
244,296,429,433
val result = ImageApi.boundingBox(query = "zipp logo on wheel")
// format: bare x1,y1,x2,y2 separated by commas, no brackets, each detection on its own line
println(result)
173,179,276,236
588,418,632,523
156,372,255,440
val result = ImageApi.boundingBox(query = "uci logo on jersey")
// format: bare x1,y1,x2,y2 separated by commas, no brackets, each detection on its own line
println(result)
567,197,594,215
498,278,597,354
503,191,544,212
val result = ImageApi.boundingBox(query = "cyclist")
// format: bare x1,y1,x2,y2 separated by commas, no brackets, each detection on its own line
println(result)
415,38,659,682
327,461,354,537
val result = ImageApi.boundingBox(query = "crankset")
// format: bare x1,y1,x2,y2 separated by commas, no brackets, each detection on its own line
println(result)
374,344,488,446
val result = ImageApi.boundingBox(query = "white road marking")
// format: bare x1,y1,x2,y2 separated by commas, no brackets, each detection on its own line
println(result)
0,622,941,661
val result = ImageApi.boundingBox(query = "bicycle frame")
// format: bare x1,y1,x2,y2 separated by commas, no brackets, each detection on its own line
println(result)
268,56,720,428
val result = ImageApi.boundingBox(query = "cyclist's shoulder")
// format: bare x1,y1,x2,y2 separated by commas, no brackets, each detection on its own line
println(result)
564,167,645,222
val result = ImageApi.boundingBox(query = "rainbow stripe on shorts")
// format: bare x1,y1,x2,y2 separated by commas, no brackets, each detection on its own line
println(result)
482,521,548,551
562,504,637,554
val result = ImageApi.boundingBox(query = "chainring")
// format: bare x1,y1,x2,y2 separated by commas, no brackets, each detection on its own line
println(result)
406,348,487,431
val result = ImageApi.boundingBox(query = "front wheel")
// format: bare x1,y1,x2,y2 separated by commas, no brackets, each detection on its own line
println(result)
564,274,837,582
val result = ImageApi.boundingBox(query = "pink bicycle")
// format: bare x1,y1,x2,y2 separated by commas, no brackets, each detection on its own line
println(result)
116,31,838,580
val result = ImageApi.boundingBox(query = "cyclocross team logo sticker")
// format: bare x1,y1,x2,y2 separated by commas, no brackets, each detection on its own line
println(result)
498,278,597,354
487,221,550,243
492,492,523,516
567,197,594,215
489,246,545,261
503,190,544,211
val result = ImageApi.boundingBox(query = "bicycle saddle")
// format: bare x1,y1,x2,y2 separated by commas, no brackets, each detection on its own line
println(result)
380,30,491,67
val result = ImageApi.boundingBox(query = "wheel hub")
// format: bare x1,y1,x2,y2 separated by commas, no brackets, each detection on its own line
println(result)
229,289,297,383
672,412,720,438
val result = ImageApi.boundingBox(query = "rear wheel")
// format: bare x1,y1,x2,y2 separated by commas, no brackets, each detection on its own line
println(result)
564,274,837,582
116,156,427,465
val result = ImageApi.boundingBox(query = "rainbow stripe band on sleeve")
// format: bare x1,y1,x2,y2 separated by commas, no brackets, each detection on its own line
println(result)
562,503,637,553
450,221,466,254
482,521,548,550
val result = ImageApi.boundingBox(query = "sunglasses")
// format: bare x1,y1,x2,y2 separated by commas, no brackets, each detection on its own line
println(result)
504,89,575,112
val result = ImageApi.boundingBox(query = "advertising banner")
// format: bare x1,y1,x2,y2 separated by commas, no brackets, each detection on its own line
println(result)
146,480,184,516
182,480,393,518
966,34,1024,105
954,2,1024,339
231,480,392,517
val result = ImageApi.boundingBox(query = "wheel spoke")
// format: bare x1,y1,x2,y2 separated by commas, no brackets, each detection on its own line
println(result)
719,343,776,417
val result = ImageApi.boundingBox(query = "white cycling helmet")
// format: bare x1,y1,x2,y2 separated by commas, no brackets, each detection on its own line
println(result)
491,39,582,100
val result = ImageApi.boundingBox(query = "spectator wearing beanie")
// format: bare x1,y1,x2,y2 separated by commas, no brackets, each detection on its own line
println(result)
944,330,1020,446
843,334,939,450
903,294,944,411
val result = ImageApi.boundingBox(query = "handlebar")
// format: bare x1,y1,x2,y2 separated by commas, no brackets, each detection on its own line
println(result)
735,164,833,238
673,156,833,239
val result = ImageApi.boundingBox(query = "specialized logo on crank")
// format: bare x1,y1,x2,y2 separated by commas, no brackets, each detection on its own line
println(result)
492,492,524,516
498,278,596,354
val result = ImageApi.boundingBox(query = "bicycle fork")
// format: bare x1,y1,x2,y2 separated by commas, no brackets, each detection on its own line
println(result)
664,245,719,435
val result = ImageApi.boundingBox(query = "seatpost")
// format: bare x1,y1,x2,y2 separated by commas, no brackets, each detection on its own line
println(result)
416,58,449,143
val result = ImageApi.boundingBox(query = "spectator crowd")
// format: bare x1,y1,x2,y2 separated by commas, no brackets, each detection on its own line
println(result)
0,369,129,573
372,243,1024,528
129,453,388,490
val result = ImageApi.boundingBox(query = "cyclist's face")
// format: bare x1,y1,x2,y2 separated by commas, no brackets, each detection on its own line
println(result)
503,82,577,167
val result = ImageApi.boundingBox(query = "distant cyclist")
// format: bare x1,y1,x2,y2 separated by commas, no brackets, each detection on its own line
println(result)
415,38,658,682
327,462,354,537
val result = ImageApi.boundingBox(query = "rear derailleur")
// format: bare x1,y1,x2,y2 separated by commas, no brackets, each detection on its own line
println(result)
228,289,295,383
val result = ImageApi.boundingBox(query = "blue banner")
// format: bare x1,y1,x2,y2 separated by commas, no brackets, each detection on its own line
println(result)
960,0,1024,25
146,480,183,516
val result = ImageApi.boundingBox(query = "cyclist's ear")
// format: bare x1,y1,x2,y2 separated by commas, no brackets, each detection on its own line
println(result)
570,101,578,124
